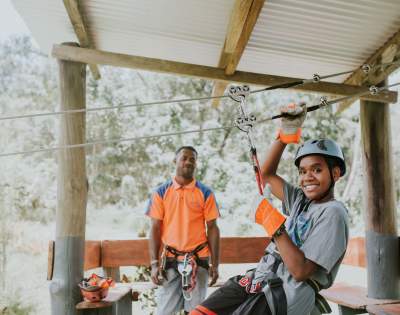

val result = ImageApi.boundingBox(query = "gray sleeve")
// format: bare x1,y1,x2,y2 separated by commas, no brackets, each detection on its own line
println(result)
282,181,304,216
301,206,349,273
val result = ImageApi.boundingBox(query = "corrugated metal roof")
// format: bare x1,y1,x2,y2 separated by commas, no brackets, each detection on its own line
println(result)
11,0,400,82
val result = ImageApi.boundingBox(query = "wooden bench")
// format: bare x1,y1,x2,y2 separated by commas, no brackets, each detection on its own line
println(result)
48,236,400,315
319,237,400,315
48,237,270,314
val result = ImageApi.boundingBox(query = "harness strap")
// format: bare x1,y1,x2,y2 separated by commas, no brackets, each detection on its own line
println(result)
165,241,208,258
266,277,287,315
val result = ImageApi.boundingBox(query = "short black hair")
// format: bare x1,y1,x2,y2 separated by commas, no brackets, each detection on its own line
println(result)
175,146,198,158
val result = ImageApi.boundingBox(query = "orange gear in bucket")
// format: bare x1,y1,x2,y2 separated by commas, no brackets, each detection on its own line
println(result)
78,273,115,302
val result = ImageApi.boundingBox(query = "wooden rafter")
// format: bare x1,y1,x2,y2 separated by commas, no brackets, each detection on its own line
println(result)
337,28,400,113
63,0,101,80
52,44,397,103
212,0,265,107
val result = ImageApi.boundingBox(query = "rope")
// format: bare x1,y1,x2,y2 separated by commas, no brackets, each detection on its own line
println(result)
1,60,399,122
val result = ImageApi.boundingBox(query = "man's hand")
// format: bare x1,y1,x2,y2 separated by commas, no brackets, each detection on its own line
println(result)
278,102,307,144
208,265,219,286
150,263,162,285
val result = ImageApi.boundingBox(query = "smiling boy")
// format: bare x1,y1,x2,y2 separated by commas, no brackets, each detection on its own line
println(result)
191,104,349,315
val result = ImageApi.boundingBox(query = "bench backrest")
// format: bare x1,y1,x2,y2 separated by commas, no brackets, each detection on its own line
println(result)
47,236,366,280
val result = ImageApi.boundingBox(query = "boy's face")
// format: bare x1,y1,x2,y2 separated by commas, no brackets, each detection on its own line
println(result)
298,155,339,201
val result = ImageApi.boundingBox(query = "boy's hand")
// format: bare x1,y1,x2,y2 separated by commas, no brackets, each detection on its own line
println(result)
278,102,307,144
150,264,162,285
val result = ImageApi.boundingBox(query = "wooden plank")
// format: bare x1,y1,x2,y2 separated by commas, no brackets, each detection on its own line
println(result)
84,241,102,271
212,0,264,107
47,240,55,280
63,0,101,79
102,239,150,267
337,28,400,113
219,237,269,263
342,237,366,268
320,283,400,310
52,44,397,103
211,81,229,107
367,303,400,315
224,0,265,75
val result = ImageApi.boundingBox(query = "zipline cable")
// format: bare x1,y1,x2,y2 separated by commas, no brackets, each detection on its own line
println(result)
258,81,400,123
1,60,399,122
1,81,399,158
0,126,232,158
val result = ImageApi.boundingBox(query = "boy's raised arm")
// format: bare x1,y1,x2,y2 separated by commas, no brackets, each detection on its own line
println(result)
261,103,307,201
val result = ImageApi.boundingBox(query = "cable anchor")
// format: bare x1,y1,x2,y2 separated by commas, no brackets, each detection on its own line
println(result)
362,64,371,74
369,85,379,95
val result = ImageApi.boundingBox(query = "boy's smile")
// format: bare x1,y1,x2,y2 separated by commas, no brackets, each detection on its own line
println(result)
298,155,339,202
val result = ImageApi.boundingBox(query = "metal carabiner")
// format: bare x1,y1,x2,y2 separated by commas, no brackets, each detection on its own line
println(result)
228,85,264,195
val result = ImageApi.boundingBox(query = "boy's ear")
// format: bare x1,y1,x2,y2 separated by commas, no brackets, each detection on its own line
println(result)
332,166,341,182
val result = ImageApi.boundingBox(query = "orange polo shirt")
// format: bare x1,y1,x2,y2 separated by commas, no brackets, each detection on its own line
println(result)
146,178,219,258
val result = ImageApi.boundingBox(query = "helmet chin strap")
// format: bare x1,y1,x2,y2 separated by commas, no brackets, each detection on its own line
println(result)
319,164,335,201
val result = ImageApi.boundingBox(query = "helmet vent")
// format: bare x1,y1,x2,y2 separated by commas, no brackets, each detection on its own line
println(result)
317,140,328,151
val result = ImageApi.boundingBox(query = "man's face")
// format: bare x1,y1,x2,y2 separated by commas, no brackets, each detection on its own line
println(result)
175,149,197,179
298,155,339,201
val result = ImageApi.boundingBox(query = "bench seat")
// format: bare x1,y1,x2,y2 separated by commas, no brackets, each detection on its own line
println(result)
320,283,400,315
366,303,400,315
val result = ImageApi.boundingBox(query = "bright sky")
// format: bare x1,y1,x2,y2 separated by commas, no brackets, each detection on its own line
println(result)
0,0,30,41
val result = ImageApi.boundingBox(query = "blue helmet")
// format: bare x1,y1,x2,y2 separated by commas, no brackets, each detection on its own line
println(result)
294,139,346,176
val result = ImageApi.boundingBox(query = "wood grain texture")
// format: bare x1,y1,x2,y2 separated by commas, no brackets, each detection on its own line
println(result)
63,0,101,79
52,44,397,103
320,283,400,309
367,303,400,315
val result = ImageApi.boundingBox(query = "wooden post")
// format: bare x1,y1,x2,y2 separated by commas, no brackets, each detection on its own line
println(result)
50,42,87,314
360,83,399,299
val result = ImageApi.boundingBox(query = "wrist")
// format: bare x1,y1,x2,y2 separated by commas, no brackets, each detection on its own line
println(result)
273,224,286,238
276,128,302,144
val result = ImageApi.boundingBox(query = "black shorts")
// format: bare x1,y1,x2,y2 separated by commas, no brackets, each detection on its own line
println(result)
190,276,272,315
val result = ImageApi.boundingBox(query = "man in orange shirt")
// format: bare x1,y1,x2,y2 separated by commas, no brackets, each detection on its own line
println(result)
146,146,220,315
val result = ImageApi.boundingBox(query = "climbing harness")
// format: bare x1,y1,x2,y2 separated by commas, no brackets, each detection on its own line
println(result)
228,85,264,195
161,242,209,301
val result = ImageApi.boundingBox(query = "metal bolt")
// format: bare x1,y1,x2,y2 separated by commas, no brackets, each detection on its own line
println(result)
362,64,371,74
313,74,321,83
320,96,328,107
369,85,379,95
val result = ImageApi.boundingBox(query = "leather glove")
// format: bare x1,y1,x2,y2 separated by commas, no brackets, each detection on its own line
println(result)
277,102,307,144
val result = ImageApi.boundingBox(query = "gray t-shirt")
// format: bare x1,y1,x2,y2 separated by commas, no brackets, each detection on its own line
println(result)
252,181,349,315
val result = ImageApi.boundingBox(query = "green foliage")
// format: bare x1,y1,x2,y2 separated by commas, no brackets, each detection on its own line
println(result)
0,295,35,315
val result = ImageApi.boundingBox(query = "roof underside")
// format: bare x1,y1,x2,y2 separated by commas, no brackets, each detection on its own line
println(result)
12,0,400,83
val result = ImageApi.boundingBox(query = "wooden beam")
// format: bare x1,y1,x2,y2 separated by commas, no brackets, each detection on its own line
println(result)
360,94,399,299
337,28,400,113
50,42,87,315
63,0,101,80
52,44,397,103
212,0,265,107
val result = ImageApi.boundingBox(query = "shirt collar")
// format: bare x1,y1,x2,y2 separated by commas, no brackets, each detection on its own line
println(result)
172,177,196,190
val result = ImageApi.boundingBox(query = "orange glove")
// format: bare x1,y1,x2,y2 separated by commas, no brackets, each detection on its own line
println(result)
255,198,286,237
277,102,306,144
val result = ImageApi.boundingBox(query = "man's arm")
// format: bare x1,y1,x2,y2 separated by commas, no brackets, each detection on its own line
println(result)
274,232,318,281
149,218,162,285
206,219,220,286
261,140,287,201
